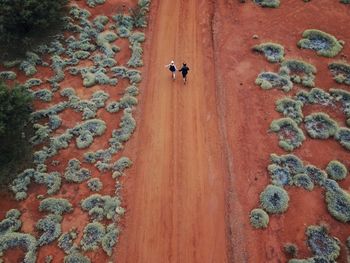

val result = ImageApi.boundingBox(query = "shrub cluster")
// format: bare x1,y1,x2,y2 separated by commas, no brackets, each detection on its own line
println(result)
260,184,289,214
281,59,316,88
252,42,284,63
80,222,106,251
293,173,314,191
87,178,103,192
255,72,293,92
326,160,347,180
101,224,119,256
329,61,350,85
304,112,338,139
275,98,304,124
335,127,350,150
325,182,350,222
58,228,78,254
253,0,280,8
64,159,91,183
305,165,327,186
0,209,21,235
64,251,91,263
36,214,62,246
268,164,293,186
249,208,269,229
39,198,73,215
298,29,344,57
270,118,305,151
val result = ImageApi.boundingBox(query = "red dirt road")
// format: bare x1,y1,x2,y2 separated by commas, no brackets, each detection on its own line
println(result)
116,0,229,262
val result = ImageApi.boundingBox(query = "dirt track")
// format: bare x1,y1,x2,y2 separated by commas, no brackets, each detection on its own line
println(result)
116,0,229,262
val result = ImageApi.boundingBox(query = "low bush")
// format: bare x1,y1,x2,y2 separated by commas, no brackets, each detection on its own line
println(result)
255,72,293,92
253,0,280,8
293,173,314,191
284,243,298,257
325,185,350,222
0,209,21,235
334,127,350,150
305,165,327,186
306,225,340,260
73,50,90,60
64,251,91,263
304,112,338,139
260,184,289,214
91,90,110,108
0,71,17,80
270,154,305,175
72,119,106,137
270,118,306,151
112,157,133,173
48,115,62,130
268,164,292,186
125,85,139,96
102,224,119,256
64,159,91,183
87,178,103,192
80,222,105,251
306,88,333,106
249,208,269,229
36,214,62,246
112,109,136,142
30,124,51,145
33,171,62,195
281,59,316,88
76,130,94,149
328,61,350,85
326,160,347,180
58,228,78,254
83,151,97,163
33,89,53,102
81,194,124,221
330,88,350,119
127,41,143,67
127,69,142,84
275,98,304,124
119,95,138,109
252,42,284,63
86,0,106,8
298,29,344,57
0,232,37,263
39,198,73,215
106,101,120,113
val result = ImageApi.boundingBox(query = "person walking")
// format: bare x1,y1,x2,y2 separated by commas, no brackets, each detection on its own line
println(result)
165,60,177,80
179,63,190,84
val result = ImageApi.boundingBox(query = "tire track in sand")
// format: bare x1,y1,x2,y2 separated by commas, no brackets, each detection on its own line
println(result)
116,0,228,262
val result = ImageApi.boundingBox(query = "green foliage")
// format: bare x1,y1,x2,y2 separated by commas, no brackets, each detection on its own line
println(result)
326,160,347,180
48,115,62,130
270,118,305,151
281,59,316,88
298,87,333,106
87,178,103,192
325,183,350,222
260,184,289,214
112,109,136,142
86,0,106,8
80,222,105,251
255,72,293,92
0,209,21,235
253,0,280,8
33,89,53,102
275,97,304,124
304,112,338,139
81,194,124,221
305,165,327,186
58,228,78,254
252,42,284,63
39,198,73,215
64,251,91,263
329,61,350,85
127,41,144,67
30,124,50,145
0,0,68,58
64,159,91,183
101,224,119,256
249,208,269,229
284,243,298,257
0,232,37,263
293,173,314,191
268,164,293,186
106,101,120,113
335,127,350,150
298,29,344,57
306,225,340,260
0,71,16,80
270,153,305,174
36,214,62,246
76,130,94,149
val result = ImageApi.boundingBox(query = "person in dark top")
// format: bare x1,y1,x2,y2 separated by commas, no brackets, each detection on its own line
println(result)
179,63,190,84
165,60,177,80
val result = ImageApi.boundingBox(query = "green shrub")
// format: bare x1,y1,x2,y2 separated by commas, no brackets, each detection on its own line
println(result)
298,29,344,57
72,119,106,137
284,243,298,257
275,98,304,124
127,41,143,67
0,209,21,235
87,178,103,192
86,0,106,8
48,115,62,130
293,173,314,191
330,88,350,118
64,159,91,183
252,42,284,63
64,251,91,263
249,208,269,229
326,160,347,180
270,118,305,151
36,214,62,246
325,185,350,222
125,85,139,96
58,228,78,254
91,90,110,108
76,130,94,149
30,124,50,145
305,165,327,186
0,71,17,80
0,232,37,263
130,6,148,28
304,112,338,139
112,157,133,173
306,225,340,260
260,184,289,214
112,109,136,142
253,0,280,8
255,72,293,92
328,61,350,85
81,194,124,221
335,127,350,150
73,50,90,60
270,154,305,174
281,59,316,88
80,222,105,251
83,151,97,163
39,198,73,215
33,171,62,195
101,224,119,256
119,95,138,109
127,69,142,84
106,101,120,113
268,164,292,186
33,89,53,102
305,88,333,106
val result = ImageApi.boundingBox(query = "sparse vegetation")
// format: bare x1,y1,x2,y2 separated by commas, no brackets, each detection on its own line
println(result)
298,29,344,57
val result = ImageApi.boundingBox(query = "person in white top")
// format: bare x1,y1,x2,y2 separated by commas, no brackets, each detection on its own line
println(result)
165,60,177,80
